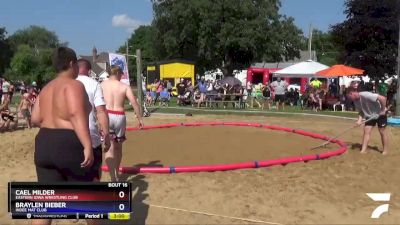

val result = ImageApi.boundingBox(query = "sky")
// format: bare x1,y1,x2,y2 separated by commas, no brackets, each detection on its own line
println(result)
1,0,346,55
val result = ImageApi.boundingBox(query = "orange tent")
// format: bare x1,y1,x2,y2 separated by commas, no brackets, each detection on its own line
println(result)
316,64,364,78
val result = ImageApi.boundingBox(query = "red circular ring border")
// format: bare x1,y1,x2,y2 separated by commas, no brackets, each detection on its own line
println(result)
101,122,347,174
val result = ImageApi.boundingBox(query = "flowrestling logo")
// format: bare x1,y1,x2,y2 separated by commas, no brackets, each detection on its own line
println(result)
366,193,391,219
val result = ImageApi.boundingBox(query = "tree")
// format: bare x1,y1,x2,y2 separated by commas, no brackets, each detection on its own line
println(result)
152,0,304,76
9,45,55,85
331,0,400,81
118,25,157,82
7,26,60,85
9,25,59,51
308,29,341,66
0,27,12,74
10,45,37,77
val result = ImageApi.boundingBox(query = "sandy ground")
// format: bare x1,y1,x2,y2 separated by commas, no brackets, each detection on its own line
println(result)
1,113,400,225
122,126,337,167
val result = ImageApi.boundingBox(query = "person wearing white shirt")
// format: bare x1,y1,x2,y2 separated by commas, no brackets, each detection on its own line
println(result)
270,77,288,110
76,59,111,182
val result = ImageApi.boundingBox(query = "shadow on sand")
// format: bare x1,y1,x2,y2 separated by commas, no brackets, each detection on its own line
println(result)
350,143,382,153
100,160,163,225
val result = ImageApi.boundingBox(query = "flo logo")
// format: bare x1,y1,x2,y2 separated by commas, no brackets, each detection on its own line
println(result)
366,193,391,218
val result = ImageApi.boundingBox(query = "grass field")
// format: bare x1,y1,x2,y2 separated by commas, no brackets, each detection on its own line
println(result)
9,91,357,119
131,96,358,119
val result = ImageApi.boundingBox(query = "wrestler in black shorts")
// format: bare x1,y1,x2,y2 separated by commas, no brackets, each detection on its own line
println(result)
365,115,387,128
35,128,102,182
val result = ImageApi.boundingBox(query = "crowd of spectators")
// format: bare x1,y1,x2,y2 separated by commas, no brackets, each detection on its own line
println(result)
143,76,398,114
0,78,39,132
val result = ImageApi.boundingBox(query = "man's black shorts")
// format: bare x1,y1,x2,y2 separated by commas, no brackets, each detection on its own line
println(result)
91,145,103,180
35,128,103,182
365,115,387,128
274,94,285,103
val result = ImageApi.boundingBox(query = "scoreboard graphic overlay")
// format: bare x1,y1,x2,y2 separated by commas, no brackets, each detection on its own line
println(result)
8,182,132,220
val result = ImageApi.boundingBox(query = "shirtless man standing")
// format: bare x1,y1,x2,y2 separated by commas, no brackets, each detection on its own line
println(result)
18,93,32,128
31,47,97,225
101,65,144,181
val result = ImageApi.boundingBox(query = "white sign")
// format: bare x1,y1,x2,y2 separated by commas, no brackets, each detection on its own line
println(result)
109,53,130,85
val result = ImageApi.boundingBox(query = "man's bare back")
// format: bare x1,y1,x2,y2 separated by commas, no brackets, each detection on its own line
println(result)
101,79,131,112
32,77,91,129
101,65,143,182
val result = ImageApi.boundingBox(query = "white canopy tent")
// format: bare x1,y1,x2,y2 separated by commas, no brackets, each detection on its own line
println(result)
272,60,329,78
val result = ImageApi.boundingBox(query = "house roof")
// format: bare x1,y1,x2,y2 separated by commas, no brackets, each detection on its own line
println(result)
79,52,109,75
96,52,109,62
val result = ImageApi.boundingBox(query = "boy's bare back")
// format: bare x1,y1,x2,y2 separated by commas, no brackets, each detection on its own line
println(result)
37,77,90,129
101,79,129,111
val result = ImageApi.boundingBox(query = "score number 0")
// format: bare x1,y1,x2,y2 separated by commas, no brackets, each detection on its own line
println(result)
119,191,125,211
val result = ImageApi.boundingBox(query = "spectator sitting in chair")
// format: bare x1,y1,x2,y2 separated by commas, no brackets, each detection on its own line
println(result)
145,91,153,106
159,88,170,107
0,94,18,132
285,88,296,106
333,92,346,112
151,79,158,101
193,90,202,106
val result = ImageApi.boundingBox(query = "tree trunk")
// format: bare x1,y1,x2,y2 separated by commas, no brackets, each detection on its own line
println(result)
395,19,400,116
374,77,380,93
222,53,234,77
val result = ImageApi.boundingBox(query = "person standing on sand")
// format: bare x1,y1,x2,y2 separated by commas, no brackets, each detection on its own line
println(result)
31,47,98,225
77,58,111,181
18,93,32,128
346,86,389,155
1,78,10,104
101,65,144,181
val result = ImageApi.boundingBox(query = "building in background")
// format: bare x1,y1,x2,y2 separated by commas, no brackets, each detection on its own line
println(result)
79,47,109,80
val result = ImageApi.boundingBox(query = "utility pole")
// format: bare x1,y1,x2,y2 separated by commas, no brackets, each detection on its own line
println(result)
126,41,129,59
396,19,400,116
126,41,143,114
308,24,313,60
136,49,143,115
